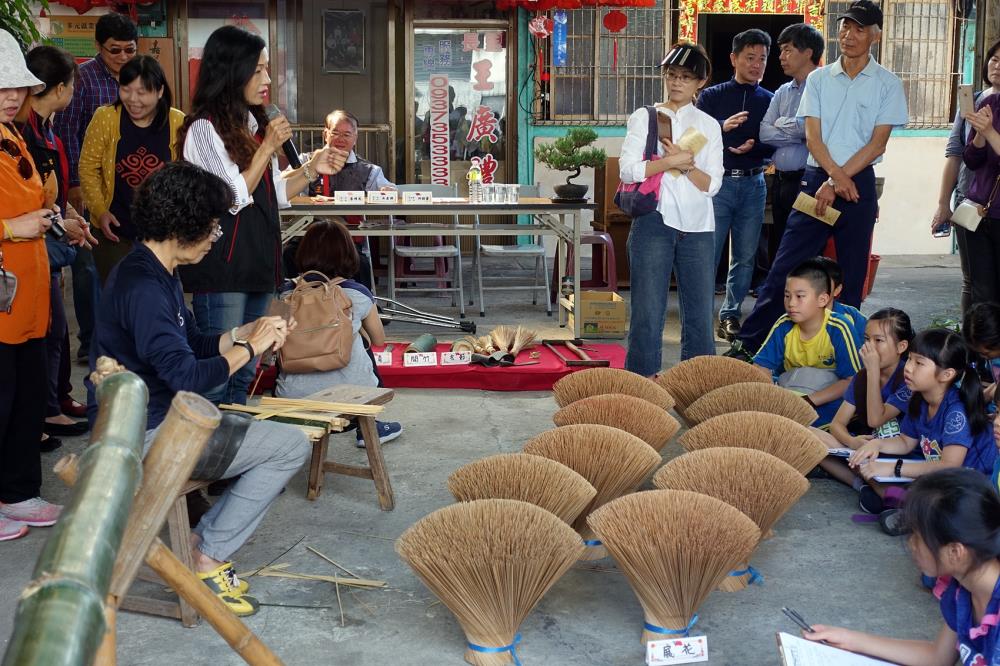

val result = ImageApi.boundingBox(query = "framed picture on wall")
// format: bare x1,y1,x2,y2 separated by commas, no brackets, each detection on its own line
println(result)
322,9,365,74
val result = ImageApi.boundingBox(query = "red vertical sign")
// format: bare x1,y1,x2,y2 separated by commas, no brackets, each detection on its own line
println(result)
428,74,451,186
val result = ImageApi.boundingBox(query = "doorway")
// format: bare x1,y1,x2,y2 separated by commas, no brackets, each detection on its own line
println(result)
699,13,804,92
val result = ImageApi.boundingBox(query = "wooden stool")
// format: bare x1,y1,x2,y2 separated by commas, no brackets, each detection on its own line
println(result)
120,479,211,627
304,384,396,511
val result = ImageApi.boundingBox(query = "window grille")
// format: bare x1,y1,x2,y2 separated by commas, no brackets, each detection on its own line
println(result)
825,0,965,128
536,1,674,124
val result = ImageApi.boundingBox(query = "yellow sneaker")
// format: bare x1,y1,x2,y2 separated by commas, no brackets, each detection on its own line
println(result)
222,563,250,594
198,562,259,617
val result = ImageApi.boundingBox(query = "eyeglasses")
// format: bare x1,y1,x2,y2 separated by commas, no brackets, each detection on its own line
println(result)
102,44,137,56
326,131,356,139
1,139,34,180
209,224,223,243
665,71,699,83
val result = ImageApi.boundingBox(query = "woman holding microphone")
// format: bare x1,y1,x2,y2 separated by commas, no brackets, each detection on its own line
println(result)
178,25,346,405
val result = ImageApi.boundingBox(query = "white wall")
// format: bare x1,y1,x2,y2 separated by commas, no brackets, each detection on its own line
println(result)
532,134,954,256
872,136,951,256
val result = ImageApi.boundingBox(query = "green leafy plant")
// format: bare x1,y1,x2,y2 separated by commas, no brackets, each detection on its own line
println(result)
0,1,49,50
534,128,607,185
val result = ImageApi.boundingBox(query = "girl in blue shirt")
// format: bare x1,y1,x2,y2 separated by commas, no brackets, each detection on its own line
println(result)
850,329,996,481
963,301,1000,493
805,468,1000,666
814,309,916,502
964,302,1000,403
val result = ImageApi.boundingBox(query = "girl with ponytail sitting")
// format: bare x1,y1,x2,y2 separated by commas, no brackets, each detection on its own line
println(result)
849,329,996,535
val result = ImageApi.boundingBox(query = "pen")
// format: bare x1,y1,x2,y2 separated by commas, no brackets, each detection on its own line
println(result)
782,607,828,645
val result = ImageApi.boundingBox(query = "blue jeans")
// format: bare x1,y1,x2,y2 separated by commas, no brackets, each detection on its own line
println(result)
192,292,273,405
626,211,716,376
713,174,767,321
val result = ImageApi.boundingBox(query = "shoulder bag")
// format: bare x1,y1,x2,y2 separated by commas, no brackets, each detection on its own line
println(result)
614,106,661,218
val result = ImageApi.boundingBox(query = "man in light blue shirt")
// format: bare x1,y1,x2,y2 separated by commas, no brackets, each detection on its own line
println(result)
726,0,908,360
757,23,824,283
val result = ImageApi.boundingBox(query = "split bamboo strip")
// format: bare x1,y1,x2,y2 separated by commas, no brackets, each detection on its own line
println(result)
253,567,387,589
3,372,148,666
306,546,363,579
220,403,349,430
258,396,384,416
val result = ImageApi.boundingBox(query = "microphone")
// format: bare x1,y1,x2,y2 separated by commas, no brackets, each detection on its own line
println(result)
264,104,302,169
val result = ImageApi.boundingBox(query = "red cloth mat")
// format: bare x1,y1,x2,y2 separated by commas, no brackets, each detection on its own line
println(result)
375,342,626,391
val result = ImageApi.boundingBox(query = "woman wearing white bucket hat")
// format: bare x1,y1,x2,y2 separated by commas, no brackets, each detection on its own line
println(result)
0,28,64,541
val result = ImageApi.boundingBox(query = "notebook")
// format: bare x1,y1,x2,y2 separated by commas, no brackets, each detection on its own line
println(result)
822,451,914,482
777,632,898,665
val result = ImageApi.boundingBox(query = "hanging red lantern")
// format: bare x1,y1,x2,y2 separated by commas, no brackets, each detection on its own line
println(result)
602,10,627,72
528,14,555,82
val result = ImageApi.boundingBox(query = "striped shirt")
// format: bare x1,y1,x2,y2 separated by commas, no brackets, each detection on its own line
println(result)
53,55,120,187
182,115,292,215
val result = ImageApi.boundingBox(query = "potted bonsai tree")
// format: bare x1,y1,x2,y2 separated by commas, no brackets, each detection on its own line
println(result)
534,128,607,201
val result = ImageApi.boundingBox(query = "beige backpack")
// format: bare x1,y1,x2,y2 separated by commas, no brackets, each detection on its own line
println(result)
274,271,354,373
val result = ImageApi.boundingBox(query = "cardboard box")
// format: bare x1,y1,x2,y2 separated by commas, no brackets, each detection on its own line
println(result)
567,291,626,339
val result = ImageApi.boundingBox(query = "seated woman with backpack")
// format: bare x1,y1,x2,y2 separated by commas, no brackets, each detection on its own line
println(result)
275,218,402,446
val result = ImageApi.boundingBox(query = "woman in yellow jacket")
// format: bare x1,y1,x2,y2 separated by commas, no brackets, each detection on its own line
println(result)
79,55,183,282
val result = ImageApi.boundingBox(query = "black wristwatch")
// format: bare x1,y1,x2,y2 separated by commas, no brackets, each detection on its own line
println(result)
894,459,904,478
234,339,256,360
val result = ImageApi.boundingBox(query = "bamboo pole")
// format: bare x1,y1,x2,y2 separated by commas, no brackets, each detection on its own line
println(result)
1,373,148,666
109,391,220,601
56,454,285,666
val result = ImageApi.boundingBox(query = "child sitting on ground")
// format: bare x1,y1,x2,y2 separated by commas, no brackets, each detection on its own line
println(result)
814,255,866,347
753,260,862,429
275,218,403,447
849,328,996,534
813,309,915,495
964,302,1000,403
964,302,1000,494
804,468,1000,665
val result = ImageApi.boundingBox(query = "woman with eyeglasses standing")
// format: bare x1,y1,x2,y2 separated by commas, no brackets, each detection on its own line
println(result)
177,25,344,406
620,42,724,376
0,30,66,541
79,55,184,282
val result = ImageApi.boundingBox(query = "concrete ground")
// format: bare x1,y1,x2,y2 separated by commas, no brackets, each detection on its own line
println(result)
0,254,964,665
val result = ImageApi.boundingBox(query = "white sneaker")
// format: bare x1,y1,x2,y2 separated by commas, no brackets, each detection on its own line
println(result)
0,515,29,541
0,497,62,527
